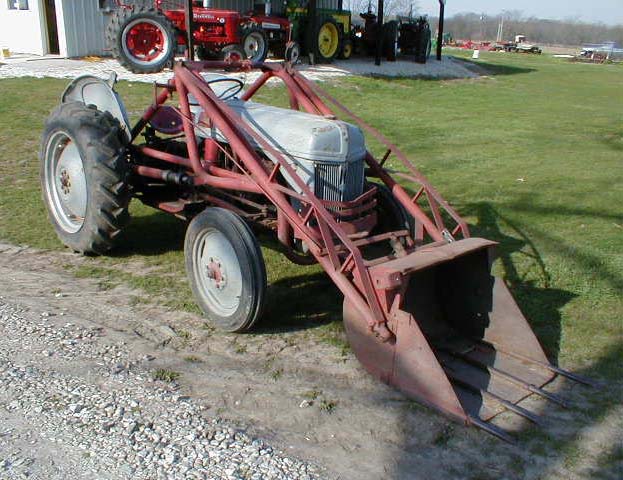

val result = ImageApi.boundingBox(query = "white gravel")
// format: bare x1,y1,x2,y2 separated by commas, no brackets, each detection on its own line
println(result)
0,55,477,84
0,301,322,479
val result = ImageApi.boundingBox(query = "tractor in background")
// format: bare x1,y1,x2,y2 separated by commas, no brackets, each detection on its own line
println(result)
107,0,297,73
353,4,432,62
285,0,353,63
395,14,432,63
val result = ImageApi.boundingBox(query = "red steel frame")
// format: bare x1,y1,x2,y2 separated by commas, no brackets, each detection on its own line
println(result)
130,60,471,343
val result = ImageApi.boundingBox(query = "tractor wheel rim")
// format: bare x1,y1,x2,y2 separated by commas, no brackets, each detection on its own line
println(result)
44,131,87,234
122,19,170,65
318,23,339,58
243,32,265,60
195,228,242,317
286,44,300,63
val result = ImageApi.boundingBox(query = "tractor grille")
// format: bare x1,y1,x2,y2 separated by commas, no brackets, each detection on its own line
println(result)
314,160,364,203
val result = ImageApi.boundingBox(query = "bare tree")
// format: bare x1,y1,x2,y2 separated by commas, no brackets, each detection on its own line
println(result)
346,0,420,19
443,11,623,46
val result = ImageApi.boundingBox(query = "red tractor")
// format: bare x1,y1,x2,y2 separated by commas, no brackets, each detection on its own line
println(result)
107,0,297,73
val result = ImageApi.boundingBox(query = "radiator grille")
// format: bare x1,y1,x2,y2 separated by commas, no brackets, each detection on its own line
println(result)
314,160,364,203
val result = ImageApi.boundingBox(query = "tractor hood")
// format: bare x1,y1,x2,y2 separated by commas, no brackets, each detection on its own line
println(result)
193,99,367,164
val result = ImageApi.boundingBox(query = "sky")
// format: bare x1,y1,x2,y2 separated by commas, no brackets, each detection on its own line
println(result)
417,0,623,26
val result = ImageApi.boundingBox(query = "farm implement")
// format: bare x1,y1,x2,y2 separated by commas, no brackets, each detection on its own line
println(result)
40,60,594,440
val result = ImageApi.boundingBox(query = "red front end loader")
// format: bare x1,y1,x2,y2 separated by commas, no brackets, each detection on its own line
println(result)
40,60,595,440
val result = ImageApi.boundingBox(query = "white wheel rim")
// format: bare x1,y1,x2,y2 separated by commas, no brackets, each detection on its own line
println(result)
121,18,171,66
243,32,265,60
194,228,243,317
287,44,300,63
44,131,87,234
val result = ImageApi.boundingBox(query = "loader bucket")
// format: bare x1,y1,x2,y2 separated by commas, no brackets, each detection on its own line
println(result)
344,238,590,441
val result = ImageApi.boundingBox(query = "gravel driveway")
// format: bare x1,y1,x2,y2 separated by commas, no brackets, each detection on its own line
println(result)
0,270,322,480
0,55,478,84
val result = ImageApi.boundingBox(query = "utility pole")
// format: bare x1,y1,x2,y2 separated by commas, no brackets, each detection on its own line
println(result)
436,0,445,61
480,13,487,42
185,0,195,61
374,0,384,66
496,18,504,42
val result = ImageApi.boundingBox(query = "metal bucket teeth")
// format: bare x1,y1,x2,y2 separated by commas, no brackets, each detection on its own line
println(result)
343,238,593,441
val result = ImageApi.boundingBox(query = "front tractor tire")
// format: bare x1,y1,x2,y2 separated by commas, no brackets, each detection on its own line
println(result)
339,37,354,60
106,7,177,74
285,41,301,64
241,27,269,62
40,102,130,255
221,44,246,62
185,208,267,333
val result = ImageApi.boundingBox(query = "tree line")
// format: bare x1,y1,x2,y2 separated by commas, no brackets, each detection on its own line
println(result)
432,11,623,47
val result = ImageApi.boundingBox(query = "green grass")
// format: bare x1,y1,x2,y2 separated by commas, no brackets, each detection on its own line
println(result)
1,55,622,371
152,368,181,382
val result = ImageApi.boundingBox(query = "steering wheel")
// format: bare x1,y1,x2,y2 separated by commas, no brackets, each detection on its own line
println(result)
206,77,244,101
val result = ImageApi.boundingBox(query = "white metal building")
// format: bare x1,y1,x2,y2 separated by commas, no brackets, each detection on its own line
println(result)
0,0,109,57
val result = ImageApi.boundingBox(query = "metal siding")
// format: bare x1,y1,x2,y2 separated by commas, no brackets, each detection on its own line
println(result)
317,0,340,10
160,0,253,10
61,0,107,57
211,0,254,12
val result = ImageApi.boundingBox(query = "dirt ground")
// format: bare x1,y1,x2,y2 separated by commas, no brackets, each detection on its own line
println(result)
0,242,621,480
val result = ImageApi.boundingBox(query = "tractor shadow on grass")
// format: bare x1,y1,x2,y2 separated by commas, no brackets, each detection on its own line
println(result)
390,201,623,480
463,201,577,361
259,270,343,334
254,233,344,335
456,58,537,77
111,208,187,258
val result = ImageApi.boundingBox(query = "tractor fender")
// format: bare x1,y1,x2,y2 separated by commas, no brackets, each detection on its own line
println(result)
61,73,132,142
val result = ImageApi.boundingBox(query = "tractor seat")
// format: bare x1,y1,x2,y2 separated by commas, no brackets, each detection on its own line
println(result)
149,106,184,135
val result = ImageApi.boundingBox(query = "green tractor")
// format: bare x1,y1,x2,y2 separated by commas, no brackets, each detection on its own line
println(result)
286,0,353,63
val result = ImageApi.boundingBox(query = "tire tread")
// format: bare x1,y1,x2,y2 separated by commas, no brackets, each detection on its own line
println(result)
40,102,130,255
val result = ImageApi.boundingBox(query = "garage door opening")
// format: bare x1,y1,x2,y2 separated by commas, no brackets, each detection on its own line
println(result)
43,0,59,54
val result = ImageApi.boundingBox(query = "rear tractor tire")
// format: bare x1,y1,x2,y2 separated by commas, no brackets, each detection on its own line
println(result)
185,208,267,332
307,17,342,63
40,102,130,255
106,6,177,74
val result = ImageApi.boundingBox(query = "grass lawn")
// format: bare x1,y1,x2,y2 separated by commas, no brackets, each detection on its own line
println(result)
0,52,621,470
